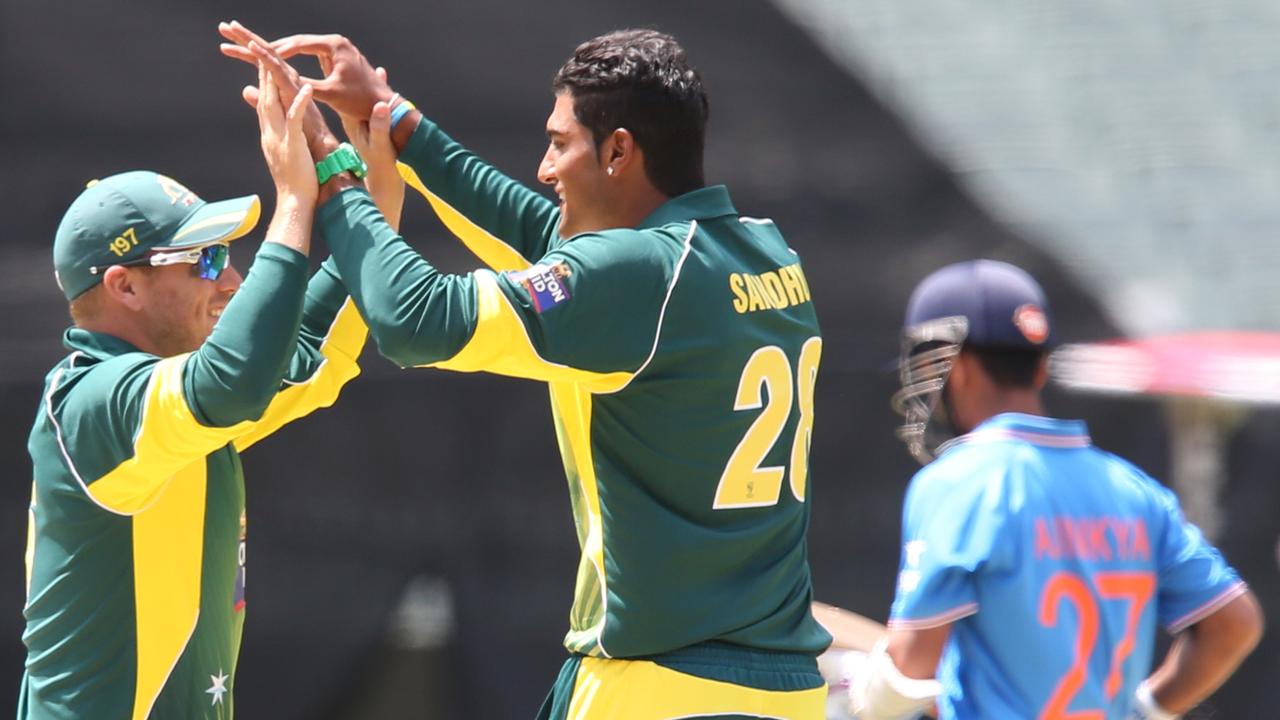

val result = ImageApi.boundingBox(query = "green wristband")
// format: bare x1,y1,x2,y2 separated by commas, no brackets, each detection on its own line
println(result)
316,143,368,185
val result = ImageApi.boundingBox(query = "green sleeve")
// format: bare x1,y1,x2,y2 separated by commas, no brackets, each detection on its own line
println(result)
400,117,561,264
183,242,308,426
279,257,348,383
320,182,678,384
318,187,480,367
228,256,368,453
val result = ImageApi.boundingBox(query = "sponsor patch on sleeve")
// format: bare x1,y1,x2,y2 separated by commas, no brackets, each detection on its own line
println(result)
507,262,573,313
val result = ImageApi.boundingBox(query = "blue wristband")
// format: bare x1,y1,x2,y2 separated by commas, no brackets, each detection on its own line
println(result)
389,98,417,129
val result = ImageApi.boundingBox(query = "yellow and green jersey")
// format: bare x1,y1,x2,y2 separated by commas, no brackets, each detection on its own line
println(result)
21,248,366,719
318,118,831,663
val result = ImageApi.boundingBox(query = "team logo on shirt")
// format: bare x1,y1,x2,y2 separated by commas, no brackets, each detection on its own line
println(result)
1013,304,1049,344
508,262,573,313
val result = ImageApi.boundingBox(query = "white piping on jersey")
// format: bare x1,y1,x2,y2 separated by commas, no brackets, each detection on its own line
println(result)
45,355,131,517
738,216,775,225
50,351,190,518
136,610,202,720
1167,580,1249,633
955,427,1091,449
670,714,790,719
886,602,979,631
44,350,205,717
599,220,698,395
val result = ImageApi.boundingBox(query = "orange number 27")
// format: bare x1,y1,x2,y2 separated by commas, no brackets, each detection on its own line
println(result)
1037,571,1156,720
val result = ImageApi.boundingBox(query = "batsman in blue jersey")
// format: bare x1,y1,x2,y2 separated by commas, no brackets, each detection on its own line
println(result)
842,260,1263,720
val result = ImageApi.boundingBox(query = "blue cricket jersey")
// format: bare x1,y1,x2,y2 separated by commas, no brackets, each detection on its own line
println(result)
888,413,1246,719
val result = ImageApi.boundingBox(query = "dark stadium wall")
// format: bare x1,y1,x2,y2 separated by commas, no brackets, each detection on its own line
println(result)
1,0,1273,717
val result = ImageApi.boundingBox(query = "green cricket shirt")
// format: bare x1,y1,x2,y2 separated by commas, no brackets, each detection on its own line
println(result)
319,117,832,662
21,248,366,719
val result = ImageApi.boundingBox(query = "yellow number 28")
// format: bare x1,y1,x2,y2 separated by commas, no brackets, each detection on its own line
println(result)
713,337,822,510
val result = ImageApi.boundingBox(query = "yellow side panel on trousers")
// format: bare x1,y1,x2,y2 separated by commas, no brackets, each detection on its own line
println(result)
130,461,206,720
567,656,826,720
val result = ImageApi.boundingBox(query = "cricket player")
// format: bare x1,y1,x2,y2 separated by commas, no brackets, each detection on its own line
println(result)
840,260,1264,719
221,23,831,718
20,69,374,718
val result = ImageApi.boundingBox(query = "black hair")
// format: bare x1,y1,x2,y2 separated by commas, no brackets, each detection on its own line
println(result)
552,29,709,197
967,345,1047,389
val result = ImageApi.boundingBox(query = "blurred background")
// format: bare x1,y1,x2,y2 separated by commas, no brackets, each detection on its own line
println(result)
2,0,1276,717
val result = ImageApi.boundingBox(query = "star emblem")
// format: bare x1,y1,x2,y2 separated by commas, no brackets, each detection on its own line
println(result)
206,670,229,706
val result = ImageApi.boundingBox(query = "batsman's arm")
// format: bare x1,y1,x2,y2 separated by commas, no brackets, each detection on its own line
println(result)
814,603,941,720
1139,590,1263,717
1138,481,1264,716
813,601,887,653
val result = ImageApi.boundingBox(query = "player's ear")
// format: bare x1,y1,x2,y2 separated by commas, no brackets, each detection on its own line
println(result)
1032,351,1050,391
100,266,147,312
603,128,635,177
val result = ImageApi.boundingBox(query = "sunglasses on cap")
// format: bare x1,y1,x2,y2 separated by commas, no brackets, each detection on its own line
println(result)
89,244,231,281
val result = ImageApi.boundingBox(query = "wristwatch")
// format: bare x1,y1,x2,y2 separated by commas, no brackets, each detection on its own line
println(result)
315,143,368,184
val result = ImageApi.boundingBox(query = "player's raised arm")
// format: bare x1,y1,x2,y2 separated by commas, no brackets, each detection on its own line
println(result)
226,60,369,452
338,92,406,232
220,22,560,268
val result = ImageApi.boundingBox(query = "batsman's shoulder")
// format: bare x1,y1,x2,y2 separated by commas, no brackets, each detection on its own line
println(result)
908,442,1015,509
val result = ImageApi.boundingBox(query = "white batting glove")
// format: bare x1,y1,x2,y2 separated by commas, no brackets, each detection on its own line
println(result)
848,639,941,720
817,649,869,720
1128,681,1179,720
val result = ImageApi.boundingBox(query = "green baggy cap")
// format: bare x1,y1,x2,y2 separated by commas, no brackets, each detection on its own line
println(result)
54,170,261,300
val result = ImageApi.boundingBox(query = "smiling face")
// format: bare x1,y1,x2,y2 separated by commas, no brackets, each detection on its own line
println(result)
538,92,615,238
132,256,243,356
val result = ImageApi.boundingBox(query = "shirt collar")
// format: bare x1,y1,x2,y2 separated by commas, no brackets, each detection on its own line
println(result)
63,327,144,361
638,185,737,229
959,412,1092,448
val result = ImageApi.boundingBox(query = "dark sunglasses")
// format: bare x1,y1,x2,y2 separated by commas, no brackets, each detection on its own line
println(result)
90,244,231,281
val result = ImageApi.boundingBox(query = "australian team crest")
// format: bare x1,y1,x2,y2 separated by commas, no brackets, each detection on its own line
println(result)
508,262,573,313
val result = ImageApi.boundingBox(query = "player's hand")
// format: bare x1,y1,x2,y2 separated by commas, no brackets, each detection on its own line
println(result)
338,73,405,226
223,28,395,121
255,58,318,204
219,21,341,159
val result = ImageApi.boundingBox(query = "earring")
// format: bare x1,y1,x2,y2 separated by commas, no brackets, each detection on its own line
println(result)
607,167,614,176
